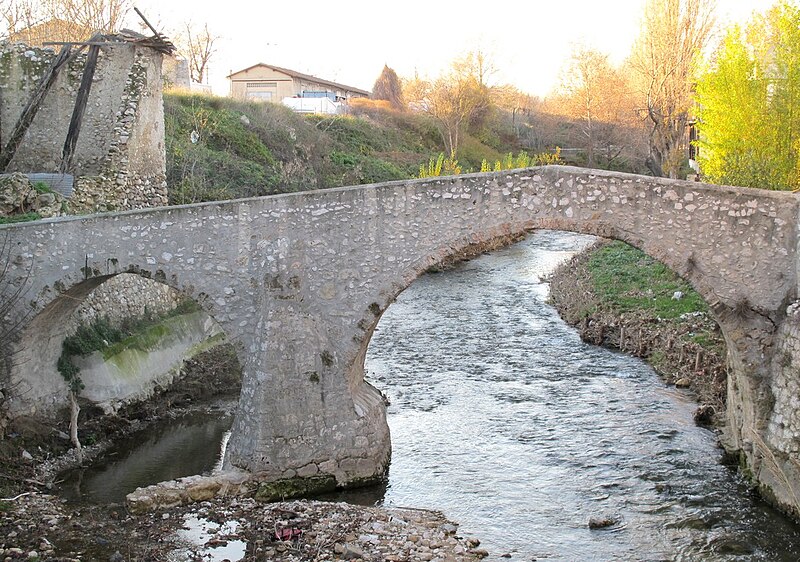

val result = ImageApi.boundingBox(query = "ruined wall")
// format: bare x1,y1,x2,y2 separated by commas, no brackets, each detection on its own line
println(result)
0,41,168,212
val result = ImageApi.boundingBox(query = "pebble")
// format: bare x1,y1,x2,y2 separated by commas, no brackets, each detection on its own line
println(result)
589,516,618,529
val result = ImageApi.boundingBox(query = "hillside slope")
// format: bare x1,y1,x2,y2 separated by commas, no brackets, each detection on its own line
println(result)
164,94,509,204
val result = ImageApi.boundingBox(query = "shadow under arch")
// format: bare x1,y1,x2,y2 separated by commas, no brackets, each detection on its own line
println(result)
5,269,240,420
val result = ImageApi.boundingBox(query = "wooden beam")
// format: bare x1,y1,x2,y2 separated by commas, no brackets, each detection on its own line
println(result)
59,41,101,174
134,7,160,37
43,41,120,47
0,45,73,172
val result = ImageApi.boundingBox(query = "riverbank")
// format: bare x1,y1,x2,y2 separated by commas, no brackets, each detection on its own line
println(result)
0,494,485,561
547,239,728,426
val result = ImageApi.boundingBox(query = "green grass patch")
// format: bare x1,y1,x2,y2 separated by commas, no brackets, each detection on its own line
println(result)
587,241,708,319
162,91,533,203
33,181,55,194
0,212,41,224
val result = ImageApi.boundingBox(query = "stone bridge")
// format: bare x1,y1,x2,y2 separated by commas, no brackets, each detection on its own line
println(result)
2,166,800,515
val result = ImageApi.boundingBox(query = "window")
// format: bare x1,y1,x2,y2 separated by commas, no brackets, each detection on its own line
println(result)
247,91,274,101
246,82,277,88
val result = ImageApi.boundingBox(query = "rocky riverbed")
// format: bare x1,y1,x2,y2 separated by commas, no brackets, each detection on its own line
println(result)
0,341,487,561
0,493,485,561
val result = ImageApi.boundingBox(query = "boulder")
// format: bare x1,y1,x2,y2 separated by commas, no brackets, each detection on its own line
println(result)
0,173,36,215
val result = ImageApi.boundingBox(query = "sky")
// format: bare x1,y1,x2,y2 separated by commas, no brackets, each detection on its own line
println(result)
129,0,772,98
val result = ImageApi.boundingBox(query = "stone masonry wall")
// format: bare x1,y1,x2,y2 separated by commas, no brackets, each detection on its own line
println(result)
73,273,181,328
0,41,168,213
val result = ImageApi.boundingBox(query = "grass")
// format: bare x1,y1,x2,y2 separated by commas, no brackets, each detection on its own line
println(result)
0,212,41,224
587,241,708,319
162,92,533,204
32,181,54,194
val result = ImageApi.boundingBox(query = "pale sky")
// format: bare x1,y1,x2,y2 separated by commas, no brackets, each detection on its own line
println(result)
130,0,772,97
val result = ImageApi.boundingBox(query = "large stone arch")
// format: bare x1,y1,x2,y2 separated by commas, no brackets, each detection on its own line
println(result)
342,206,748,402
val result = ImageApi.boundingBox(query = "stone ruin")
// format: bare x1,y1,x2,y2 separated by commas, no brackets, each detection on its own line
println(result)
0,37,169,214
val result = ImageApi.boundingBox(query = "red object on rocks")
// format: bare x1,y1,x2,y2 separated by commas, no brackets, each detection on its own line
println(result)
274,527,303,541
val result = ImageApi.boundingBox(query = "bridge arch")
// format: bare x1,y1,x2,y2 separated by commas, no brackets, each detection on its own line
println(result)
5,269,238,418
345,216,729,397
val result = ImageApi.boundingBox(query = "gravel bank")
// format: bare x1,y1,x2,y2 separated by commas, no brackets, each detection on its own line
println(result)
0,493,486,561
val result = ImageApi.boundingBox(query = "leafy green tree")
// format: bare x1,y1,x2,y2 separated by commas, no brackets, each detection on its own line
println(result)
695,1,800,190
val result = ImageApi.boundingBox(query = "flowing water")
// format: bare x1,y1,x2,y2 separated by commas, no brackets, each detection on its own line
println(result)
362,230,800,561
61,230,800,561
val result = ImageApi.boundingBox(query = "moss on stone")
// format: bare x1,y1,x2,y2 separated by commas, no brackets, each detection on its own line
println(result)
103,322,171,359
341,474,386,489
254,475,337,502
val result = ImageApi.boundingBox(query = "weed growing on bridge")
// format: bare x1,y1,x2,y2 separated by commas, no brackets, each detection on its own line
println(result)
56,299,202,455
57,300,202,383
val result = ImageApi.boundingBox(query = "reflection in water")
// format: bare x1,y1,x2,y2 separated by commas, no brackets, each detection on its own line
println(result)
60,408,233,504
362,230,800,561
169,515,246,562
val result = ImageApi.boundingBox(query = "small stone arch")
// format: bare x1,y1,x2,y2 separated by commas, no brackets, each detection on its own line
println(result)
4,269,234,419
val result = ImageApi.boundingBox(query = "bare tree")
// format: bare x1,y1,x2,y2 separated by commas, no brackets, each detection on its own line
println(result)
630,0,716,178
52,0,130,33
1,0,42,39
405,71,486,158
404,51,495,158
556,45,637,168
0,230,33,437
177,22,219,84
2,0,129,43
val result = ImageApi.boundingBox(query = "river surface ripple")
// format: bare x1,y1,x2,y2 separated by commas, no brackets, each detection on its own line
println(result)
365,230,800,562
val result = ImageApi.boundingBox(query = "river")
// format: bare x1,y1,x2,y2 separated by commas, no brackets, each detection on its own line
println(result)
363,229,800,561
62,229,800,561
